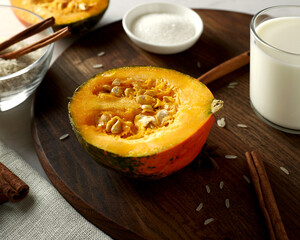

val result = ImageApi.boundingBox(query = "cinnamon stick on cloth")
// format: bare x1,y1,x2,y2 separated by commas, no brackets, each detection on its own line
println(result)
245,151,289,240
0,162,29,203
0,141,112,240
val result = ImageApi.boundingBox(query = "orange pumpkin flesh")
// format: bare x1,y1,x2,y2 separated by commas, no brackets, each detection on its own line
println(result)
69,66,220,179
10,0,109,33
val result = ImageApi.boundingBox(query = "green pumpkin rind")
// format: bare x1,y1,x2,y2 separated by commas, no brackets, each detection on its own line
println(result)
69,113,167,180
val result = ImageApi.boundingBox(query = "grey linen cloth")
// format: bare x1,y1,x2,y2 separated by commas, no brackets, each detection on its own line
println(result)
0,141,112,240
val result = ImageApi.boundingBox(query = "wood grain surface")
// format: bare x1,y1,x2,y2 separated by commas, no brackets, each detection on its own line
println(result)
32,10,300,240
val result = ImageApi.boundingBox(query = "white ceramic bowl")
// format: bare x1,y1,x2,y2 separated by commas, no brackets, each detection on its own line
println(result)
0,5,54,111
122,2,203,54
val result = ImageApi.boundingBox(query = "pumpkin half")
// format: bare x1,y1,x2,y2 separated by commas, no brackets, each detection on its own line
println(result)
10,0,109,33
69,66,223,179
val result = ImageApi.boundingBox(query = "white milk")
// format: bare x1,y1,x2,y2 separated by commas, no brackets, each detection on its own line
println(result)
250,17,300,131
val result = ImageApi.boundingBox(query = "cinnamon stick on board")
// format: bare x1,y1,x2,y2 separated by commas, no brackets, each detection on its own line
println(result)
245,151,289,240
0,162,29,203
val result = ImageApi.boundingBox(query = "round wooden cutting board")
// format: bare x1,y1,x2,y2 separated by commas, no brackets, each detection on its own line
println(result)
33,10,300,240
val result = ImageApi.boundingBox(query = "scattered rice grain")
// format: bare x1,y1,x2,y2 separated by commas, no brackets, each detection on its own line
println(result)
280,167,290,175
93,64,103,68
197,61,201,68
243,175,251,184
219,181,224,190
59,133,69,140
217,117,226,128
237,123,248,128
205,185,211,193
204,218,214,225
225,198,230,208
227,85,236,89
228,82,238,86
196,202,203,212
225,155,238,159
97,51,105,56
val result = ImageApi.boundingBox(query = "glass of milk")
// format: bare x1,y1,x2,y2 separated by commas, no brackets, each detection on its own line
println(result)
250,6,300,134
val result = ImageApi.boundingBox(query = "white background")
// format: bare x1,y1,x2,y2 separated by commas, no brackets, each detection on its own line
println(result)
0,0,298,181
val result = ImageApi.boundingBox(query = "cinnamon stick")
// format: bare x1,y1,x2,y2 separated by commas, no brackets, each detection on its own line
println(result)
0,162,29,202
0,17,55,52
197,50,250,85
0,26,71,59
245,151,289,240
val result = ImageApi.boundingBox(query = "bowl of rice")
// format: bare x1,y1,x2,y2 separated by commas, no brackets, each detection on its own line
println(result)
0,5,54,111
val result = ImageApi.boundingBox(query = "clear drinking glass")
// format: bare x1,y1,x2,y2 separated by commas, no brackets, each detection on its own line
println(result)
250,6,300,134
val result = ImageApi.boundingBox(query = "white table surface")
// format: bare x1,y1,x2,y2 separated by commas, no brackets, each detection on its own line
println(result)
0,0,297,182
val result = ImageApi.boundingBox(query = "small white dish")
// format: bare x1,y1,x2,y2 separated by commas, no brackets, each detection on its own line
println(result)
122,2,203,54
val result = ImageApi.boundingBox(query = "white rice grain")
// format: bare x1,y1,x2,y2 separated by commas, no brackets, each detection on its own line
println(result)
97,51,105,56
228,82,238,86
225,198,230,208
243,175,251,184
59,133,69,141
93,64,103,68
196,202,203,212
217,117,226,128
197,61,201,68
205,185,211,194
219,181,224,190
237,124,248,128
280,167,290,175
225,155,238,159
204,218,214,225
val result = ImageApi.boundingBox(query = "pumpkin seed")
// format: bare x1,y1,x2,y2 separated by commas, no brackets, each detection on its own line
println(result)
211,99,224,113
102,85,111,92
141,105,153,113
136,95,155,105
111,86,123,97
112,78,121,86
106,117,118,132
78,3,87,10
124,88,135,97
98,114,111,127
135,115,157,129
156,109,169,124
111,120,122,134
217,118,226,128
144,90,156,96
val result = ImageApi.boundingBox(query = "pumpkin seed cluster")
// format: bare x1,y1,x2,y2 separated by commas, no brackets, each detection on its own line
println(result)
34,0,94,12
96,77,179,139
